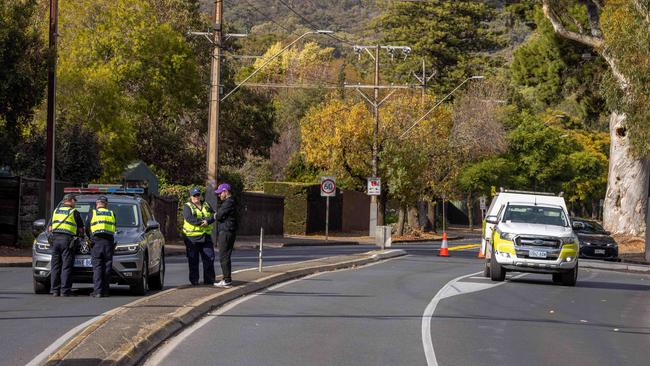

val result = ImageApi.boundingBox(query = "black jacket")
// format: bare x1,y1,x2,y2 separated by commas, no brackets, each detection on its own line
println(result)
216,197,238,233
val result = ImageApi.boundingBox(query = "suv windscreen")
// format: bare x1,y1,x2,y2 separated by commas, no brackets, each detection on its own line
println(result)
74,202,140,228
573,220,606,234
502,205,569,227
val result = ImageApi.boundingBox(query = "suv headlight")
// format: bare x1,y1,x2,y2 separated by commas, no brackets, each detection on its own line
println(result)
496,228,516,241
34,240,52,253
560,236,578,245
114,243,141,254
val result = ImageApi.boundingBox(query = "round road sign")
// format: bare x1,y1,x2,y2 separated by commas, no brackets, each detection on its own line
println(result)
321,177,336,196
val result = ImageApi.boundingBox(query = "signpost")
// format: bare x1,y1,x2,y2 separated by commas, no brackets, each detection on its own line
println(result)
479,195,487,221
320,177,336,241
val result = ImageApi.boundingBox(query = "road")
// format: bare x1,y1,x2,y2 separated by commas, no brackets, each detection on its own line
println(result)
2,243,424,366
147,251,650,366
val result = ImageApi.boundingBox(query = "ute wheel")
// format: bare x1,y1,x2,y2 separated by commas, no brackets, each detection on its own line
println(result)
561,263,578,287
148,249,165,291
490,252,506,282
130,254,149,296
483,260,491,277
33,278,50,294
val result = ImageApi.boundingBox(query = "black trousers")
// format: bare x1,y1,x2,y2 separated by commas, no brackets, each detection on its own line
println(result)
91,236,114,295
217,231,236,282
50,234,74,295
184,235,215,285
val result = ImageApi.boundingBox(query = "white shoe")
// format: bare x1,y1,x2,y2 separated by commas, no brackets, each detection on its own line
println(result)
214,280,232,288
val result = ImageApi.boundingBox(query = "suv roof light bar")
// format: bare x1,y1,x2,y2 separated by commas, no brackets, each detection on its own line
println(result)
500,189,557,197
64,187,145,194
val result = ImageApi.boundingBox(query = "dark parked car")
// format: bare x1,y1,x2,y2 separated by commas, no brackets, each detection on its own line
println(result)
571,218,618,261
32,190,165,295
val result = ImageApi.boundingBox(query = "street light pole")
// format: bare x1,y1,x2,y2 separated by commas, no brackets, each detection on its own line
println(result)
44,0,59,220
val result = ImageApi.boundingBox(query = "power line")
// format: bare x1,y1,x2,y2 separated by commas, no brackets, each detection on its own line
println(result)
275,0,355,46
239,0,293,34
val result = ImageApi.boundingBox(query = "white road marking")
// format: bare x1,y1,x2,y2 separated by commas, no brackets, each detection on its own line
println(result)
421,272,526,366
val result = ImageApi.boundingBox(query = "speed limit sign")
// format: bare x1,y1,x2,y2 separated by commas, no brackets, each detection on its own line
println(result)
320,176,336,197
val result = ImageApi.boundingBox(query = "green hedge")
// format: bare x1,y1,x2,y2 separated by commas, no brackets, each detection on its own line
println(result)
264,182,318,235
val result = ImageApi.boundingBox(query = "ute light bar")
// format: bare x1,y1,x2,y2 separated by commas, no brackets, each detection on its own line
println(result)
64,187,145,194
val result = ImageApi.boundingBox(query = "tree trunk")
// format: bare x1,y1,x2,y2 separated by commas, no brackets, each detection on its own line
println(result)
603,112,650,236
418,200,430,230
428,201,437,233
407,205,420,232
397,205,406,236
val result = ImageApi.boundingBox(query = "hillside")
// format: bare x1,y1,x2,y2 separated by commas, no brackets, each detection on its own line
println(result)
199,0,379,38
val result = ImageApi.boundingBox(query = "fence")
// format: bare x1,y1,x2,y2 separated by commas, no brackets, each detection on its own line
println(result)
239,192,284,235
150,195,179,241
0,177,71,246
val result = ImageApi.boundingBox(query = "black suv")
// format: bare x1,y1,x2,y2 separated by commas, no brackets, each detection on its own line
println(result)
32,194,165,295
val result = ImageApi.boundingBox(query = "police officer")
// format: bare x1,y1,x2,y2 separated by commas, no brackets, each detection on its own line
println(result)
85,196,116,298
182,187,216,285
49,194,84,297
213,183,238,288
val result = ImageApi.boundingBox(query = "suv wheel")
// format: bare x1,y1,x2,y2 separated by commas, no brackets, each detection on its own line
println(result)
561,263,578,287
148,249,165,291
130,254,149,296
490,250,506,282
33,278,50,294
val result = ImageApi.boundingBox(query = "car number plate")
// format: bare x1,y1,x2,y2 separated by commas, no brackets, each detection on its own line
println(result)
594,249,606,255
529,250,547,259
74,258,92,268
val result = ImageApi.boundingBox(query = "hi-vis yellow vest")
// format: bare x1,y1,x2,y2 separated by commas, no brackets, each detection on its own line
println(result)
90,208,116,236
183,202,212,237
51,206,78,235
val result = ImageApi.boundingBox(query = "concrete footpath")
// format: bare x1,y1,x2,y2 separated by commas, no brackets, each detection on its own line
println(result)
43,249,407,366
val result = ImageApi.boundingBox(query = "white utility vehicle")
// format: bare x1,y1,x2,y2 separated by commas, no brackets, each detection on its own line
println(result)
482,190,579,286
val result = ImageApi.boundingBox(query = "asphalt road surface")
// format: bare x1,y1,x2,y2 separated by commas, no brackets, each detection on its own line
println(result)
3,243,426,366
147,251,650,366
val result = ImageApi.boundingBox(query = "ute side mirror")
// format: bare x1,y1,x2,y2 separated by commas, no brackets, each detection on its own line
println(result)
33,219,46,236
486,215,498,225
146,220,160,232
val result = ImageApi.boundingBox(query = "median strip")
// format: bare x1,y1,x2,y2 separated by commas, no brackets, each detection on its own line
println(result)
43,249,406,366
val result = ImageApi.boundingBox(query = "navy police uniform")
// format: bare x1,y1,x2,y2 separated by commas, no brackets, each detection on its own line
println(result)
49,194,84,296
85,196,116,297
182,188,216,285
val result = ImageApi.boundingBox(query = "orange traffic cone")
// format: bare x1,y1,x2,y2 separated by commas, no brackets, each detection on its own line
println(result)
439,232,449,257
478,241,485,258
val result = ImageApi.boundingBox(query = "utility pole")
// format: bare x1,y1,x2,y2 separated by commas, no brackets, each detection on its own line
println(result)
371,45,380,236
412,58,435,104
45,0,58,219
348,44,412,237
207,0,223,192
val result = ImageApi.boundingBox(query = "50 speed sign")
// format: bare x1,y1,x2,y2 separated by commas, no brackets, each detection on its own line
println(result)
320,176,336,197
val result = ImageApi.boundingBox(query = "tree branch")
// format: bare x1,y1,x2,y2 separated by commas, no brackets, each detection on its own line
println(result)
541,1,604,49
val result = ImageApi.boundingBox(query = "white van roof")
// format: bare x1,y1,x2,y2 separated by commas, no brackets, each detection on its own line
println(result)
486,191,567,216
